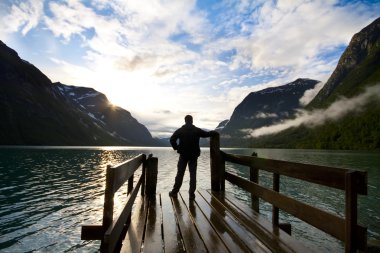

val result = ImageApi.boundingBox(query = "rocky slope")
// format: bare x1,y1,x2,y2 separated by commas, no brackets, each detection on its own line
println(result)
309,17,380,108
250,17,380,150
220,78,319,145
55,82,158,146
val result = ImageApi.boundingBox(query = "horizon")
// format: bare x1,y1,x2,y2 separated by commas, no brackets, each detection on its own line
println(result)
1,0,379,138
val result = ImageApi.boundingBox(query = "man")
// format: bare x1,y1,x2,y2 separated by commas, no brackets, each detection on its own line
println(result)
169,115,214,200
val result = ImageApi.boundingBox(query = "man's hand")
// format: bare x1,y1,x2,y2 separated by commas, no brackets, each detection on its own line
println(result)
209,130,219,137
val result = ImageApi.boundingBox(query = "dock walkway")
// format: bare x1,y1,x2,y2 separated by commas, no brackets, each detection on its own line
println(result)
81,133,368,253
121,190,311,253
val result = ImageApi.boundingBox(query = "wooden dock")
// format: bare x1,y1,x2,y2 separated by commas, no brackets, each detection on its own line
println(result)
81,133,368,253
121,190,312,253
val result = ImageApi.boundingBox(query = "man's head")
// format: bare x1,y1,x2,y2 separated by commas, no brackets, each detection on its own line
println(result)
184,115,193,125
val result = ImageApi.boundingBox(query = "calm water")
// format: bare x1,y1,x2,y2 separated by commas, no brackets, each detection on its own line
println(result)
0,147,379,252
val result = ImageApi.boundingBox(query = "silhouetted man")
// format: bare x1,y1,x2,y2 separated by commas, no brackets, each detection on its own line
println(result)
169,115,214,200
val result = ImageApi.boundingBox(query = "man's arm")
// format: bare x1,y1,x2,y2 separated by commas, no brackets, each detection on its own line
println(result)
199,129,218,138
170,130,180,150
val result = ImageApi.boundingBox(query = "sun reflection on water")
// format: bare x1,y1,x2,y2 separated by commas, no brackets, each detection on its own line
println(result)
0,147,379,253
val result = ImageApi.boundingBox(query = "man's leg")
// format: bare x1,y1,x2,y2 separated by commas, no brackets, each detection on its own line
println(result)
188,158,197,199
171,156,187,194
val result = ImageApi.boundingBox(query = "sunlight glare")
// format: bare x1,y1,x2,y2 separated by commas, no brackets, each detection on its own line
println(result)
104,71,166,113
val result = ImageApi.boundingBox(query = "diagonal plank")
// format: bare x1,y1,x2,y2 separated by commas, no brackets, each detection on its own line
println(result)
210,190,319,253
199,190,270,253
171,193,207,253
120,196,148,253
144,195,164,252
194,191,252,253
181,193,230,253
161,194,186,253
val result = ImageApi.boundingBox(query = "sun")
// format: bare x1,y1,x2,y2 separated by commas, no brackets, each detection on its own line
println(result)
101,70,162,113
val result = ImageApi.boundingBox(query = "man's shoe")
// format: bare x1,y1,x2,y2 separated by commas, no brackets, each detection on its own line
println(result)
169,191,177,198
189,193,195,201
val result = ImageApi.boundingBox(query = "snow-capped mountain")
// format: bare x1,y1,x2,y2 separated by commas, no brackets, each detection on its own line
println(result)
55,82,159,146
0,40,158,146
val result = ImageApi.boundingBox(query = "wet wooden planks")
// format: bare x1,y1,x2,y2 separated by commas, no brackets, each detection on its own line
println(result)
120,190,315,253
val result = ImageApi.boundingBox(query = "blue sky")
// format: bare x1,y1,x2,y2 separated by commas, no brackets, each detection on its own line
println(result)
1,0,379,137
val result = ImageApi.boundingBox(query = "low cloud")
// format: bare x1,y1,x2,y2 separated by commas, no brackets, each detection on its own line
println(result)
154,110,172,115
255,112,278,119
299,81,325,106
242,112,278,120
245,84,380,138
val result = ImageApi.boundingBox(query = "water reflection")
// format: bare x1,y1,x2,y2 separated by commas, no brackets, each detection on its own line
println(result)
0,147,379,252
0,149,131,252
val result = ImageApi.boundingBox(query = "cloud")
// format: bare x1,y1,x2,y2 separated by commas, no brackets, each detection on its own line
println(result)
116,54,158,71
299,81,325,106
0,0,43,35
42,2,99,39
208,0,379,80
2,0,379,138
246,84,380,138
101,0,209,44
255,112,278,119
42,0,209,86
247,1,378,70
154,110,172,115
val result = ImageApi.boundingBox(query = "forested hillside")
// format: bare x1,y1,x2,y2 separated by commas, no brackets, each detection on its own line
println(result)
249,18,380,150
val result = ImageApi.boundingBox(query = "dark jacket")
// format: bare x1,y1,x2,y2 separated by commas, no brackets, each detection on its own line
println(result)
170,124,211,158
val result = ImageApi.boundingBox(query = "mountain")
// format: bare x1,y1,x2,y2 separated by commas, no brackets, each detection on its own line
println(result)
0,40,158,146
215,120,229,131
309,17,380,108
54,83,159,146
249,17,380,150
220,78,319,146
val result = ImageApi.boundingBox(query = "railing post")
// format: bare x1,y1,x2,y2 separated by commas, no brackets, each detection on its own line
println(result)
272,173,280,227
210,132,223,191
272,171,291,235
141,154,146,196
250,152,259,212
221,158,225,191
128,174,134,194
145,154,158,199
101,165,115,252
345,171,358,253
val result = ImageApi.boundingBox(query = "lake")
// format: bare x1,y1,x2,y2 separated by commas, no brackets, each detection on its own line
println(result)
0,147,379,252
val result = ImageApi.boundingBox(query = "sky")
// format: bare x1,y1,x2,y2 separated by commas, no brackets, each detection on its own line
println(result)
1,0,379,138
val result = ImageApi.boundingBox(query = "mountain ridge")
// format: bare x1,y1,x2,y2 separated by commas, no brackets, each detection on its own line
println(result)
54,82,159,146
244,17,380,150
309,17,380,108
219,78,319,146
0,40,159,146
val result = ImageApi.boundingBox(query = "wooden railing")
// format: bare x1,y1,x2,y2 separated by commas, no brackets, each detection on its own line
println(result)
210,133,367,253
81,154,158,253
